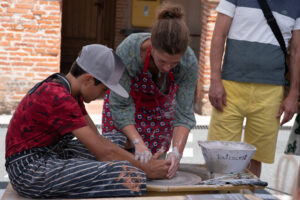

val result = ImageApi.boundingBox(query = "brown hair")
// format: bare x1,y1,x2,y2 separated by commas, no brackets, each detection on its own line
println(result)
151,2,190,55
70,61,101,85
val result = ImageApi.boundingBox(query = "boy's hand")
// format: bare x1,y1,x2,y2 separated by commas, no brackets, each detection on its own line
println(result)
145,148,170,179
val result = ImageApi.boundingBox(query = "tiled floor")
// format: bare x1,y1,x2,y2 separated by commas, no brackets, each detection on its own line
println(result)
0,190,4,199
0,182,8,199
84,99,103,115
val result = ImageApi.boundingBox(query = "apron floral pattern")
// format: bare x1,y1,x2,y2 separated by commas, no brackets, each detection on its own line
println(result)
102,46,178,154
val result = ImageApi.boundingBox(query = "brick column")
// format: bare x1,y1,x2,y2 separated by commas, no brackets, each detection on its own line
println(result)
0,0,62,113
114,0,131,49
194,0,219,115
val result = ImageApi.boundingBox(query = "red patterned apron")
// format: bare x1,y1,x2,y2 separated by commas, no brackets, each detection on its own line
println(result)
102,46,178,154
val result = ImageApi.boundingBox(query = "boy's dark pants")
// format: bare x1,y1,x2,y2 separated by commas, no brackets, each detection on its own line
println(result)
5,133,146,198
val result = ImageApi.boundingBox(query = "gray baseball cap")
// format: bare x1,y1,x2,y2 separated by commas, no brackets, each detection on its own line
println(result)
76,44,129,98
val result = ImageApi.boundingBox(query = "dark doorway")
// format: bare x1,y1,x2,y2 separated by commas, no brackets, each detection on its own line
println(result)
60,0,116,74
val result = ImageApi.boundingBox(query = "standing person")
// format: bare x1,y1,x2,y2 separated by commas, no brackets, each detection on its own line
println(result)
102,3,198,179
208,0,300,177
5,44,170,199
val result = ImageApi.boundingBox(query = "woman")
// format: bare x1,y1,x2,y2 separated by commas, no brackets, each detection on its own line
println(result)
102,3,198,179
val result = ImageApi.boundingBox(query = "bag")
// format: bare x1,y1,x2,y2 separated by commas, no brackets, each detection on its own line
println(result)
285,114,300,156
257,0,291,96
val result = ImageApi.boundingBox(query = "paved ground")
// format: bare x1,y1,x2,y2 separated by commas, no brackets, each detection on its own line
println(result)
0,100,299,199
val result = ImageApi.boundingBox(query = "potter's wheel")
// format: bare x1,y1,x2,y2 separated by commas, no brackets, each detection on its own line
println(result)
147,171,202,186
146,164,261,193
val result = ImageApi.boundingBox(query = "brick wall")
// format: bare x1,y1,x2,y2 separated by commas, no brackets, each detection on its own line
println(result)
0,0,61,114
114,0,131,49
195,0,218,115
0,0,215,115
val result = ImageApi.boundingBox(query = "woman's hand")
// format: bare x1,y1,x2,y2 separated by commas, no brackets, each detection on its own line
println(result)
165,147,182,179
134,140,152,163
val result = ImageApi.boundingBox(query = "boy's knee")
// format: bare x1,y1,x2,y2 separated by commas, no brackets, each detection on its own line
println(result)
103,162,146,196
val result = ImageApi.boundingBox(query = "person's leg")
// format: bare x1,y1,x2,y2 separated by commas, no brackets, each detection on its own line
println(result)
57,132,128,159
102,131,128,149
244,83,283,177
247,159,261,177
61,136,98,160
7,136,146,199
8,154,146,198
208,80,247,141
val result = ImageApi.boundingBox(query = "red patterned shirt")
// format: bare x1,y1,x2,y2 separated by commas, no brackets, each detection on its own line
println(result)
5,81,88,158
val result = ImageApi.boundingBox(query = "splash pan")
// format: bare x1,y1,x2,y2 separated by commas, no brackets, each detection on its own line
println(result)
198,141,256,174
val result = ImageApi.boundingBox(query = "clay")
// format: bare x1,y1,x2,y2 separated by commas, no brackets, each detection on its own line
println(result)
147,171,202,186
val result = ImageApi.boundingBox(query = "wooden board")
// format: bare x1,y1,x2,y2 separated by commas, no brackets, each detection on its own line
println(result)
1,184,185,200
146,164,263,194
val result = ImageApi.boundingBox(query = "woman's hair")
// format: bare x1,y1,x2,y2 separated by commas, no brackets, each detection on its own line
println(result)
151,2,190,55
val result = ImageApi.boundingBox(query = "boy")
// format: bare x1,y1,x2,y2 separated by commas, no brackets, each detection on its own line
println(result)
5,44,170,198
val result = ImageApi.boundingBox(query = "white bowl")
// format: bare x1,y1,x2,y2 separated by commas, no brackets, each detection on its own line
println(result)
198,140,256,174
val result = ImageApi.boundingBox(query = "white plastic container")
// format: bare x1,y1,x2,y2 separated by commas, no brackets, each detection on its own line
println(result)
198,141,256,174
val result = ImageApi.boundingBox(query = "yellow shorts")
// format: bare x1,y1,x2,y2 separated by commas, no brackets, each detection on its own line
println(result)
208,80,284,163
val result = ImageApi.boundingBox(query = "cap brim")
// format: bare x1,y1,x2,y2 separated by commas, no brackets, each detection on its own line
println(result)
106,83,129,98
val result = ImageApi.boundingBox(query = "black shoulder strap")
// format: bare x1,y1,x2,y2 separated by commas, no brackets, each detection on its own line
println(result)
28,73,71,95
257,0,288,75
257,0,287,54
55,73,71,93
